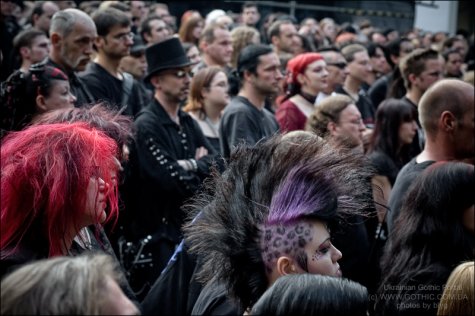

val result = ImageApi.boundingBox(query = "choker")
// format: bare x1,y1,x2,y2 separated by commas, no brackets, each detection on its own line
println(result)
299,92,317,104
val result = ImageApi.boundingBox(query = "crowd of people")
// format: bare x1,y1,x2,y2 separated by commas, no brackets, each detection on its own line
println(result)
1,1,474,315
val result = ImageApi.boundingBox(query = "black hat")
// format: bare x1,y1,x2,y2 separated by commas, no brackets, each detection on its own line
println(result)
130,34,146,55
144,37,194,83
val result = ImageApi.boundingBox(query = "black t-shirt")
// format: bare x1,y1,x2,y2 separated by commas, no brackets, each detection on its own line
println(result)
387,158,435,232
220,96,279,159
80,62,144,117
368,150,402,186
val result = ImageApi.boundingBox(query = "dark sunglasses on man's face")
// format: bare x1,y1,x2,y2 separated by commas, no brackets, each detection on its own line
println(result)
160,69,194,79
327,62,347,69
130,51,145,58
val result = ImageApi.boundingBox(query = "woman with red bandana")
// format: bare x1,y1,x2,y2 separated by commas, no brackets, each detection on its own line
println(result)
276,53,328,132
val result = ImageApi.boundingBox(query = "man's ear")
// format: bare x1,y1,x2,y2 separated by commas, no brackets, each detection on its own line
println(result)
440,110,456,132
19,47,30,59
94,36,104,50
275,256,298,276
50,32,61,46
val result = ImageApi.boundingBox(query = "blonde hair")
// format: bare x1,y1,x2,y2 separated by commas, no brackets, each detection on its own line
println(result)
437,261,474,316
230,25,260,68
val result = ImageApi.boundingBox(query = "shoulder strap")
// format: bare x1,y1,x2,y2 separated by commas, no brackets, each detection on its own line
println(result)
121,72,134,108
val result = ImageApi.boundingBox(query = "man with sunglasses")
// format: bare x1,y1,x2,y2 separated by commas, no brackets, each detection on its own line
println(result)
315,47,349,105
122,37,218,299
119,34,152,104
80,7,144,117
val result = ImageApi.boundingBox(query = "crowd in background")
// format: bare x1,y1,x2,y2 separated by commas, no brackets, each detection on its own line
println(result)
1,1,474,315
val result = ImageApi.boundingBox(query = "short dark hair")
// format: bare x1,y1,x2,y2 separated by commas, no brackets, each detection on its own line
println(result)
13,28,46,52
242,1,258,11
237,44,273,79
140,15,163,42
91,7,130,37
251,274,369,316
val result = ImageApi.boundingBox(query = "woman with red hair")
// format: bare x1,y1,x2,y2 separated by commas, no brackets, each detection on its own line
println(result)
0,122,120,278
276,53,329,132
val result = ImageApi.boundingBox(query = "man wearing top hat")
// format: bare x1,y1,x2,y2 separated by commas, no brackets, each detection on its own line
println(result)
122,37,218,299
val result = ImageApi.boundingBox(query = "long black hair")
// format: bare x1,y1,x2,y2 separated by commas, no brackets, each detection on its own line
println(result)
376,161,475,313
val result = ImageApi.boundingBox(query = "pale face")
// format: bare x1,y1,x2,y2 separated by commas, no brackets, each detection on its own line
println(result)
39,80,76,112
147,19,170,45
154,67,192,103
28,35,50,64
347,50,372,85
186,45,202,65
130,1,147,20
445,52,463,78
332,104,365,149
99,25,133,59
242,7,260,26
120,51,147,79
84,177,109,226
297,220,342,277
100,277,141,315
58,17,97,72
414,58,443,93
192,21,204,41
300,59,328,95
371,47,390,76
205,28,233,66
203,71,229,109
323,52,348,94
398,120,418,145
276,23,298,54
250,52,283,96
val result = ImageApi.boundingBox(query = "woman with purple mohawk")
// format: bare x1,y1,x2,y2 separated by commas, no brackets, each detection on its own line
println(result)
184,132,374,315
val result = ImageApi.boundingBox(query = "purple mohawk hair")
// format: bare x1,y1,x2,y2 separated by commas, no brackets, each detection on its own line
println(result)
267,163,338,225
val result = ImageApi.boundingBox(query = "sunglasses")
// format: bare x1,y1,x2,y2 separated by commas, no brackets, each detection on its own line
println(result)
130,50,145,58
327,62,347,69
160,69,193,79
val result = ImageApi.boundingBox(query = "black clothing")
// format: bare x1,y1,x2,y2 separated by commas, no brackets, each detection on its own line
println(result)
80,62,144,117
45,58,95,107
368,150,403,186
191,280,242,316
335,86,375,128
123,99,217,296
0,14,22,81
368,73,391,109
220,96,279,159
387,158,435,232
375,263,450,316
141,240,202,316
332,214,372,290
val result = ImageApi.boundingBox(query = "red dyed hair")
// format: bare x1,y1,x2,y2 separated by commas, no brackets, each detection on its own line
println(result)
1,123,119,258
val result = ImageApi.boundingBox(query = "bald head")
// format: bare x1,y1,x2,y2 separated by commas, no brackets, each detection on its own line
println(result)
419,79,474,137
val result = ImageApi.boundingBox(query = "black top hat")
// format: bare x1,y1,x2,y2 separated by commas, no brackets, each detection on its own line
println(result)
144,37,194,83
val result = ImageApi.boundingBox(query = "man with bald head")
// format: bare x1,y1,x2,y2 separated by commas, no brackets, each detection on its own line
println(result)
387,79,474,231
47,8,97,106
